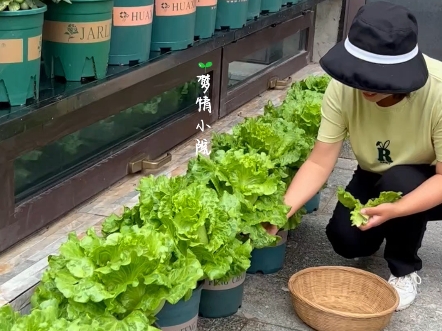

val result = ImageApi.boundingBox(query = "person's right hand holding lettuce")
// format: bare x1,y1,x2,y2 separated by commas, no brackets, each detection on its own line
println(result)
336,187,402,227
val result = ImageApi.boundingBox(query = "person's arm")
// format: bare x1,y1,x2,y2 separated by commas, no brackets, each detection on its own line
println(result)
285,140,343,218
263,80,347,234
392,102,442,217
392,162,442,217
285,79,347,218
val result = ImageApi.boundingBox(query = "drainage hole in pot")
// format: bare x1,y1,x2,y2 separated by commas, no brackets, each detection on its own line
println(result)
194,36,200,42
160,47,172,54
80,76,97,84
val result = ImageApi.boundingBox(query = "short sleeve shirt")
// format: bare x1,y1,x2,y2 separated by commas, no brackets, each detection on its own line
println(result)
317,55,442,174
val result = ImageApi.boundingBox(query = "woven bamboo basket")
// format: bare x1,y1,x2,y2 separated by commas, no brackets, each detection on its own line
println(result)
288,266,399,331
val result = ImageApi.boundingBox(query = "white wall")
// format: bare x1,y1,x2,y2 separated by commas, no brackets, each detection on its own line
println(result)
312,0,343,63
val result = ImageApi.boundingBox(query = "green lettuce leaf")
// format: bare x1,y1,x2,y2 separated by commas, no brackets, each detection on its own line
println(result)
337,187,402,227
187,150,290,248
31,225,187,320
0,304,20,331
136,174,251,281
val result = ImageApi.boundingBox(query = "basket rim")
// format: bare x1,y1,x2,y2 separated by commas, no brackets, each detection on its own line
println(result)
288,266,399,319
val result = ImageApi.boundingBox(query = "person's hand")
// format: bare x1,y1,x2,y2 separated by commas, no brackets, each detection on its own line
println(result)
359,203,399,231
261,222,279,235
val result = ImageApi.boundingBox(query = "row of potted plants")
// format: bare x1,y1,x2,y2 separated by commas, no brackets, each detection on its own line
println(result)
0,0,303,107
0,73,331,330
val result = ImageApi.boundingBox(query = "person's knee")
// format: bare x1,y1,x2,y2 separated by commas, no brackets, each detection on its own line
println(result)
326,221,366,259
376,165,429,194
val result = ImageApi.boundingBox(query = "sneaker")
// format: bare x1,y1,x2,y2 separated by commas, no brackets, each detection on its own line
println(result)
388,272,422,311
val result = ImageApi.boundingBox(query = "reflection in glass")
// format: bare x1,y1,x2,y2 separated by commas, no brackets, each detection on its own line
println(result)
228,30,304,87
14,79,203,201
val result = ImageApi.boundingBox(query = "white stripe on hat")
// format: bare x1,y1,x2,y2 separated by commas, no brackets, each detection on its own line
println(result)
344,38,419,64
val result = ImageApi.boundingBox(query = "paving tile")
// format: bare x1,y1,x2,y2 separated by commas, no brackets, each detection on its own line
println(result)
10,284,37,312
241,320,306,331
420,221,442,270
198,315,247,331
27,237,67,262
0,294,7,306
112,190,139,205
238,274,313,331
0,258,48,302
326,167,354,189
321,192,338,214
335,157,358,170
339,139,356,160
0,260,35,284
317,187,335,213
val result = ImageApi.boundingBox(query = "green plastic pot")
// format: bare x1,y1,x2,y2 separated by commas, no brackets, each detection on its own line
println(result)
42,0,113,81
281,0,287,5
260,0,282,13
109,0,153,65
155,283,202,330
199,273,246,318
305,191,321,213
247,231,288,274
195,0,217,39
215,0,248,30
247,0,260,20
151,0,197,51
0,6,46,106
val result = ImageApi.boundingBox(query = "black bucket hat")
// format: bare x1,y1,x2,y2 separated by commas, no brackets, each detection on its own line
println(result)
320,1,429,94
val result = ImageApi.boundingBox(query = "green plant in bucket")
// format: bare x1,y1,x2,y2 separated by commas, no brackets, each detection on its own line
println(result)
0,0,68,11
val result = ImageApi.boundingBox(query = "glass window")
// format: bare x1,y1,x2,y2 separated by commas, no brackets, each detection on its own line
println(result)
14,79,204,201
228,30,305,87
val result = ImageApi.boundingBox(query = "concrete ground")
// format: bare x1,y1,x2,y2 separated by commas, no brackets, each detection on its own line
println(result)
198,145,442,331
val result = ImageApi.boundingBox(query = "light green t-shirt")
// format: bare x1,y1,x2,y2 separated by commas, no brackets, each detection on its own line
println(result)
317,55,442,174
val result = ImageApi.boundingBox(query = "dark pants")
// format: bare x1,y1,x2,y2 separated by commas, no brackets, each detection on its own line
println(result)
326,165,442,277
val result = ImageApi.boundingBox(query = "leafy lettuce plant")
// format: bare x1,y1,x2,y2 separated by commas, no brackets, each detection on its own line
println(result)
0,298,161,331
226,116,311,170
263,74,331,142
30,225,198,329
337,187,402,227
186,149,290,248
103,175,253,283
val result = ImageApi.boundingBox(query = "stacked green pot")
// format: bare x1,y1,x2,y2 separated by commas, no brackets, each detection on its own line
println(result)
199,273,246,318
305,191,322,213
155,283,203,330
215,0,248,30
109,0,154,65
42,0,113,81
0,5,46,106
151,0,197,51
261,0,282,13
247,0,260,20
247,231,288,274
195,0,217,39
